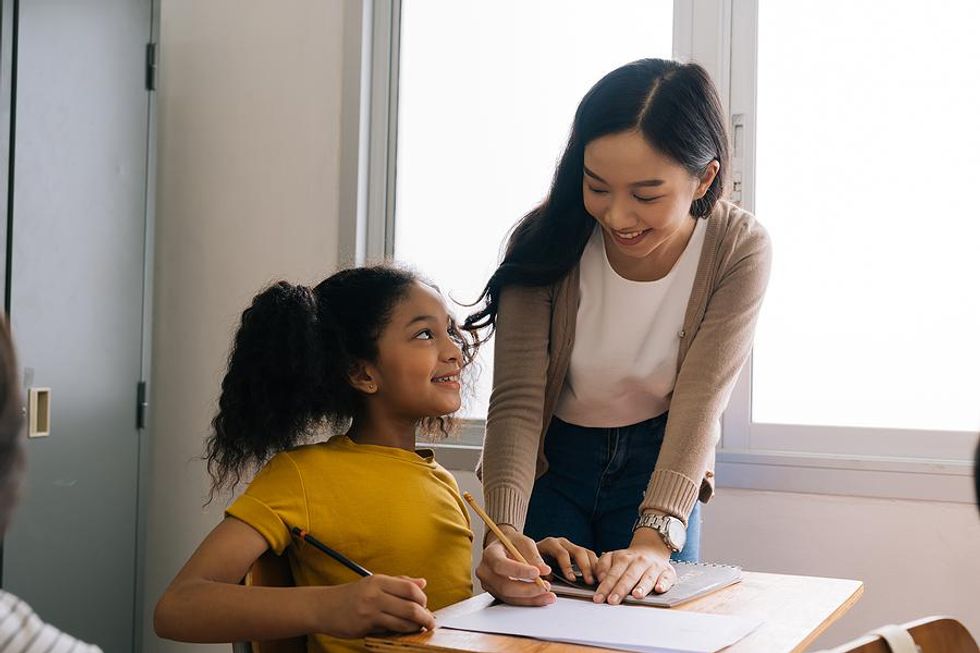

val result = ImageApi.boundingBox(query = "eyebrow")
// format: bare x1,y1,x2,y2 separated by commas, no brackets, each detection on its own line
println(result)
584,165,665,188
406,315,437,328
405,314,453,330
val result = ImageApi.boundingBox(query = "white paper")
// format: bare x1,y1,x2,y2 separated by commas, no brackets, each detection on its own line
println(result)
438,597,761,653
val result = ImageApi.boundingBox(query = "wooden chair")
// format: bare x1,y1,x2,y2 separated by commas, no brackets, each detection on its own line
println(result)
232,550,307,653
821,616,978,653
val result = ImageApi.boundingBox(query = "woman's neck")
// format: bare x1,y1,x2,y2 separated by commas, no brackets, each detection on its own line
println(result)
346,409,418,452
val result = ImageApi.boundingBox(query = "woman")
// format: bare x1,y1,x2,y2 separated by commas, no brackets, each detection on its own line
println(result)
466,58,771,607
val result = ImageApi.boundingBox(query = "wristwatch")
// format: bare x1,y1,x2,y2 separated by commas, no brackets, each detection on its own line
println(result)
633,513,687,553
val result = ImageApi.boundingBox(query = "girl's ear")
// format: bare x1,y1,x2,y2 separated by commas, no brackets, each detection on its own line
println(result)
695,159,721,199
348,362,380,395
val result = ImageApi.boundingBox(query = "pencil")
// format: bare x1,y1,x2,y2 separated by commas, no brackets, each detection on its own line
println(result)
462,492,549,591
290,526,373,578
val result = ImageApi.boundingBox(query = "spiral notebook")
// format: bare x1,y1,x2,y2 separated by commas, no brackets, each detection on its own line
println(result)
549,560,743,608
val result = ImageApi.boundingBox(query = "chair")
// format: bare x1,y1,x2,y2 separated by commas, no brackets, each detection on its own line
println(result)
232,550,307,653
821,616,978,653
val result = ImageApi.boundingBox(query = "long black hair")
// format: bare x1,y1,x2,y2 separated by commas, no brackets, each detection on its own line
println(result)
464,58,729,334
205,265,476,499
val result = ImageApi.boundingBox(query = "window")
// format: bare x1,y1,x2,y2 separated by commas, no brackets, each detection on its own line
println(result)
394,0,673,426
357,0,977,499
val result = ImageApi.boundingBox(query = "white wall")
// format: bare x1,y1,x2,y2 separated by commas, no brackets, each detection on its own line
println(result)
144,3,980,651
142,2,346,650
700,489,980,649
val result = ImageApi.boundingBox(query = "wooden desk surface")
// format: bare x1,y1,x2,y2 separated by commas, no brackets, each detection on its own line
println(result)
365,571,863,653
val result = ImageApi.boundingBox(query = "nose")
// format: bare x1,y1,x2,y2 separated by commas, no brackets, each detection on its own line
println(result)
603,193,634,230
442,334,463,365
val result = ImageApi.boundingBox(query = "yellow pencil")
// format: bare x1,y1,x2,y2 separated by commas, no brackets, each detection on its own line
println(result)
463,492,549,591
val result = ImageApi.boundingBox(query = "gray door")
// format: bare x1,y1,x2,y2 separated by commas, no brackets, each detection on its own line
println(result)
2,1,153,651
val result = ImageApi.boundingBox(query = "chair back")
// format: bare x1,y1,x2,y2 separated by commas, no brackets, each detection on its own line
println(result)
824,616,978,653
231,550,307,653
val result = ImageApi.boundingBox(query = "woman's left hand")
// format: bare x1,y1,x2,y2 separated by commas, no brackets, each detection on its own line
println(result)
592,528,677,604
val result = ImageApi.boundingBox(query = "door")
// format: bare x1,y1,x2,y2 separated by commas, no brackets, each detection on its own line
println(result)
1,1,153,650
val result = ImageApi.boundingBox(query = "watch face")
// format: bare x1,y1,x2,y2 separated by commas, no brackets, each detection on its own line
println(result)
667,519,687,551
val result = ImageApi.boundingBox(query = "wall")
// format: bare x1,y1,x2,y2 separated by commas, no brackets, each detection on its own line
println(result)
142,2,346,650
700,488,980,649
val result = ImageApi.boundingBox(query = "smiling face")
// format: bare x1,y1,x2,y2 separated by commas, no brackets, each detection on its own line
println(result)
358,282,464,420
582,130,718,277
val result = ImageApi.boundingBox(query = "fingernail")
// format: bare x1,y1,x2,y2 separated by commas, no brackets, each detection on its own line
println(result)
566,572,575,580
593,594,604,603
610,594,619,604
656,584,664,592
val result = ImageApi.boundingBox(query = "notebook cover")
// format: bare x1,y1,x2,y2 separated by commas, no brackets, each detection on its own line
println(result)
549,561,743,608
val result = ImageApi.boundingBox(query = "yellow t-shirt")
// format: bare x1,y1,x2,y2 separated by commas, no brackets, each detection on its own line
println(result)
226,435,474,653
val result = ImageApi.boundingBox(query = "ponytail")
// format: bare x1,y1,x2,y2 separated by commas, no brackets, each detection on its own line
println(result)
205,281,326,499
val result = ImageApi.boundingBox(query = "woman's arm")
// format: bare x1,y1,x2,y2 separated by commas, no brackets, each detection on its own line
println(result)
642,216,772,521
154,517,434,643
481,283,553,531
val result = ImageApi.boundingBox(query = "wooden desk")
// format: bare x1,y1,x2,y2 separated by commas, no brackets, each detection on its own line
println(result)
365,571,863,653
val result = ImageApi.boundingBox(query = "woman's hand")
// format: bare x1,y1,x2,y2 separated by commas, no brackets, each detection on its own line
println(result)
536,536,599,586
592,528,677,604
476,525,556,606
325,575,435,638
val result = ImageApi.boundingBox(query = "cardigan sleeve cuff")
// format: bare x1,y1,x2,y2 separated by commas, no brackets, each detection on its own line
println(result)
484,485,530,534
640,470,700,525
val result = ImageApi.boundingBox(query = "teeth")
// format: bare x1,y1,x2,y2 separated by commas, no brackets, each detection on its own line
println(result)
434,375,458,383
618,230,644,240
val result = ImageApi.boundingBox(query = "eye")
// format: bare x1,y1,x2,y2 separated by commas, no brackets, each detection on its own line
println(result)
634,194,664,204
415,329,434,340
587,186,609,195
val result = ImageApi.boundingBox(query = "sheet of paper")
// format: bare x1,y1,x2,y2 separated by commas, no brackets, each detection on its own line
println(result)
438,597,761,653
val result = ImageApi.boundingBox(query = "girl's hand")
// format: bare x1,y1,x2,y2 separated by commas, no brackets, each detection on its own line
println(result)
592,528,677,604
326,575,435,638
476,525,556,606
536,536,599,586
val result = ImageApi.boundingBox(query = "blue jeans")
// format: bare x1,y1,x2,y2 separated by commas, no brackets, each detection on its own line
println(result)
524,413,701,562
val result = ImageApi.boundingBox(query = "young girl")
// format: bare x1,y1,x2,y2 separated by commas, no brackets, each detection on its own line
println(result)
154,266,478,651
470,59,771,607
154,266,584,651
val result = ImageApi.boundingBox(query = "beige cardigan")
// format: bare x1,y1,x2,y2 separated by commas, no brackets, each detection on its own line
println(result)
477,200,772,530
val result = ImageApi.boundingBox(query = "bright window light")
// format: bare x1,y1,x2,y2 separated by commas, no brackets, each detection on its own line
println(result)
395,0,674,418
753,1,980,432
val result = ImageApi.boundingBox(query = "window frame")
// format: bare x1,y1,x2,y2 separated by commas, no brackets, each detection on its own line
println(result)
346,0,977,504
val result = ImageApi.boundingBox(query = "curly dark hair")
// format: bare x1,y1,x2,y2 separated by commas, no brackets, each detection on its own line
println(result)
204,265,477,500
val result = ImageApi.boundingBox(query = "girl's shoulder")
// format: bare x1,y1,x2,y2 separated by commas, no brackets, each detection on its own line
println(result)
257,439,337,474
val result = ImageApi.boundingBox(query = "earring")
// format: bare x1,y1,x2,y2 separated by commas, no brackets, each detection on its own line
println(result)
367,383,376,392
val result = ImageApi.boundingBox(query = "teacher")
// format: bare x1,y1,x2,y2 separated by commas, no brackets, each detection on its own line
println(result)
465,59,771,607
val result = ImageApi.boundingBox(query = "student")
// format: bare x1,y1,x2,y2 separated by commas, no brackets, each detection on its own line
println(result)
468,59,771,607
0,316,103,652
154,266,585,651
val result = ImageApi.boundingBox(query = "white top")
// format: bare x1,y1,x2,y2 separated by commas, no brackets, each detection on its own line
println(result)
554,219,707,428
0,590,103,653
